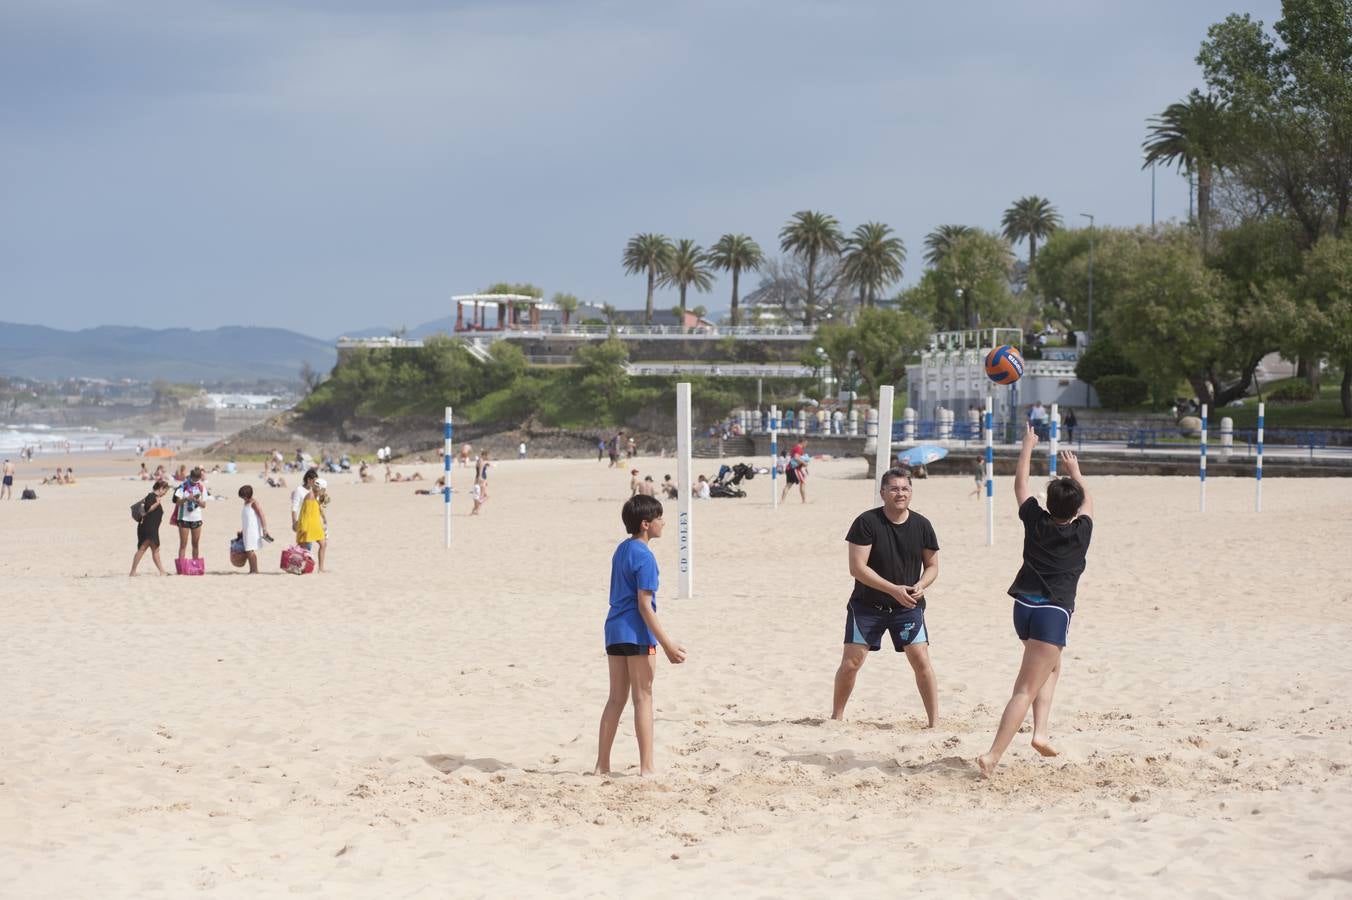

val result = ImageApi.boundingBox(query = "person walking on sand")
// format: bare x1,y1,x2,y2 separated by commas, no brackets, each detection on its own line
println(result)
780,441,809,504
295,477,327,572
1,458,14,499
237,484,272,574
594,495,686,777
130,480,171,575
832,467,941,727
173,467,208,561
976,426,1094,778
291,468,317,532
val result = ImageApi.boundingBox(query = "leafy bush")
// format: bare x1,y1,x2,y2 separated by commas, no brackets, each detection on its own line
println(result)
1075,335,1137,385
1095,374,1149,409
1268,381,1315,403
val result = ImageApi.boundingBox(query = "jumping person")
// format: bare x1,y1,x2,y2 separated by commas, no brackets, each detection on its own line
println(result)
976,425,1094,777
832,467,941,726
594,495,686,777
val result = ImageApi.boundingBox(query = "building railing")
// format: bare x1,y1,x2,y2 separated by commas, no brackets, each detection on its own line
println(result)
511,324,816,338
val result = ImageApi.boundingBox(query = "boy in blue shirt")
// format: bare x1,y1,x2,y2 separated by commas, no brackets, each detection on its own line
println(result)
977,424,1094,777
594,495,687,777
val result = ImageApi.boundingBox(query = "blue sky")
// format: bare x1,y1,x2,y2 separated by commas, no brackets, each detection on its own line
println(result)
1,0,1281,338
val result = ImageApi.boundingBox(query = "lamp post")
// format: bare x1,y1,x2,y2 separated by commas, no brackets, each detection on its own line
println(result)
815,346,828,401
1080,212,1095,407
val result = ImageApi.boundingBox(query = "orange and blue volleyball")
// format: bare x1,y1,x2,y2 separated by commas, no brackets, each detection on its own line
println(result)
984,345,1024,384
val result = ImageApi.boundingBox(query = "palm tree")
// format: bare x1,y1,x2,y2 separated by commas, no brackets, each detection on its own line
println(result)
622,233,674,325
659,239,715,322
600,303,617,331
923,224,975,267
708,233,764,326
1142,90,1230,249
552,292,579,327
842,222,906,308
1000,196,1061,269
779,211,844,326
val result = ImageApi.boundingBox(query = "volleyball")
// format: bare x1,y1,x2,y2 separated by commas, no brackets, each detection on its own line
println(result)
984,345,1025,384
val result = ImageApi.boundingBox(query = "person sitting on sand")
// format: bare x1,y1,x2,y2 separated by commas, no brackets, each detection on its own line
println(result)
359,462,372,483
64,468,76,485
696,474,711,499
661,474,677,500
266,475,287,489
594,495,686,777
977,426,1094,778
138,462,150,481
639,475,657,497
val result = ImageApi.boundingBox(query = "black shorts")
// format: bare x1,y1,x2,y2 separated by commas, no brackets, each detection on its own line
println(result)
786,467,801,485
606,642,656,656
845,602,928,652
178,520,203,530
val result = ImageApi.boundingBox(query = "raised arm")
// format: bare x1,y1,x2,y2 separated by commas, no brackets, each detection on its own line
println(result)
636,591,686,664
1059,451,1094,519
848,542,915,609
1014,422,1038,507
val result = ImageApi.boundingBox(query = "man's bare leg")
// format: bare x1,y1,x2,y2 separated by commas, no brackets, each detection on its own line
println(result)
832,643,870,719
1031,654,1061,756
629,654,657,776
594,655,630,775
977,639,1061,777
903,642,938,728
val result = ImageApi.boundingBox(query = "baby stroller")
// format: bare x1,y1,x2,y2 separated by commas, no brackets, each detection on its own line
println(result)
709,462,756,499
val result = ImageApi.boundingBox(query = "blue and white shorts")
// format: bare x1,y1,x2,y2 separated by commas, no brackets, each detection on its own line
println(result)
1012,596,1071,647
845,602,928,652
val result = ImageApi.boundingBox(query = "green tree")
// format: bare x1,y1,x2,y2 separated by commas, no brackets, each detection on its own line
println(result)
575,338,630,417
924,231,1017,329
922,224,975,267
1301,234,1352,415
1142,89,1231,249
551,292,580,327
622,233,674,325
1001,196,1061,268
708,233,764,326
842,222,906,308
659,238,714,319
1198,4,1352,245
779,210,844,326
484,282,544,297
847,308,931,403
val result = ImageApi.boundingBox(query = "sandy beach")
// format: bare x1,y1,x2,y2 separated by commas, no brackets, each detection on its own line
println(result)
2,457,1350,898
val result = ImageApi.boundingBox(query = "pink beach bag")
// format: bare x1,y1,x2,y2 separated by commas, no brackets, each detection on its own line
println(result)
281,545,315,575
175,557,205,576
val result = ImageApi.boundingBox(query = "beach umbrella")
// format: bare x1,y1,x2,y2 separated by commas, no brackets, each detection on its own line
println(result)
145,447,175,458
896,445,948,467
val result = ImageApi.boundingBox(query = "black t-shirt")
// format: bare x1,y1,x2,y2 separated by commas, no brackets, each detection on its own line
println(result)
1007,497,1092,612
845,507,940,610
140,491,164,530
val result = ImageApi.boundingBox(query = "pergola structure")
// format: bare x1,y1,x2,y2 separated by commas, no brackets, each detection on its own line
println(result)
452,294,544,331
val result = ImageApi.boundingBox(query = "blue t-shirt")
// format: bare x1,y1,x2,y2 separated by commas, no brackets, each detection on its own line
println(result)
605,538,660,647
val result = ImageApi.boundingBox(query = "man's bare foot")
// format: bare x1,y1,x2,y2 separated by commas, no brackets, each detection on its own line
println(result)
975,753,997,778
1031,737,1059,757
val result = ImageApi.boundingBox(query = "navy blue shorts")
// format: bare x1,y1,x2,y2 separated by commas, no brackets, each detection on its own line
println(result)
845,602,928,652
1012,596,1071,647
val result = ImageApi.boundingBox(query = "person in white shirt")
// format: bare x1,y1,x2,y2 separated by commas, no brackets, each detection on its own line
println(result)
291,468,318,534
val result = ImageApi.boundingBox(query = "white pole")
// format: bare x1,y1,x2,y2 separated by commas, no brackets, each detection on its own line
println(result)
676,383,693,600
443,406,453,548
770,404,779,510
875,385,894,496
1199,403,1208,513
985,395,994,546
1256,402,1265,512
1049,402,1059,477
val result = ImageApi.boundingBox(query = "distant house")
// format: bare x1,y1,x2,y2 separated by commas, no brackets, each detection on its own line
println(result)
609,309,715,329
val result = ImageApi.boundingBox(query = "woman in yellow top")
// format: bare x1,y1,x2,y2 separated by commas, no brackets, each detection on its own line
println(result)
295,478,327,572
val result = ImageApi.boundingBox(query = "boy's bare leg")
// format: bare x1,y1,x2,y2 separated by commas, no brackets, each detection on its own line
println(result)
1031,656,1061,756
903,642,938,728
977,639,1061,777
831,644,870,719
594,656,630,775
628,654,658,775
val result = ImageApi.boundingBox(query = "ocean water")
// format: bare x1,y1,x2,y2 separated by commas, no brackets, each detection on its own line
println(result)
0,425,142,455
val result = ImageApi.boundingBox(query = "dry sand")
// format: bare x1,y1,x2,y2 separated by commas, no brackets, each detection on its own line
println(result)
2,457,1350,898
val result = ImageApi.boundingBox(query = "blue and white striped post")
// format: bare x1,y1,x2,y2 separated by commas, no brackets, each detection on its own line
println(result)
984,395,994,546
1049,402,1059,477
770,404,779,510
1199,403,1208,513
443,406,453,548
1256,402,1265,512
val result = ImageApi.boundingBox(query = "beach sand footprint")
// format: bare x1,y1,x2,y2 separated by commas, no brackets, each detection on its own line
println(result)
421,754,512,775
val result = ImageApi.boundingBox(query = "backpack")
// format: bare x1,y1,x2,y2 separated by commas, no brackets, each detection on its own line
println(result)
20,487,36,500
131,500,147,522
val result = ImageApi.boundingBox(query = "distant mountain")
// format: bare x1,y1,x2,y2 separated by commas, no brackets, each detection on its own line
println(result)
0,322,337,384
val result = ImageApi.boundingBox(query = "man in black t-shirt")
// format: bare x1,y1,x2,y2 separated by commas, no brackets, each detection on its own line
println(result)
832,467,941,726
977,424,1094,778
